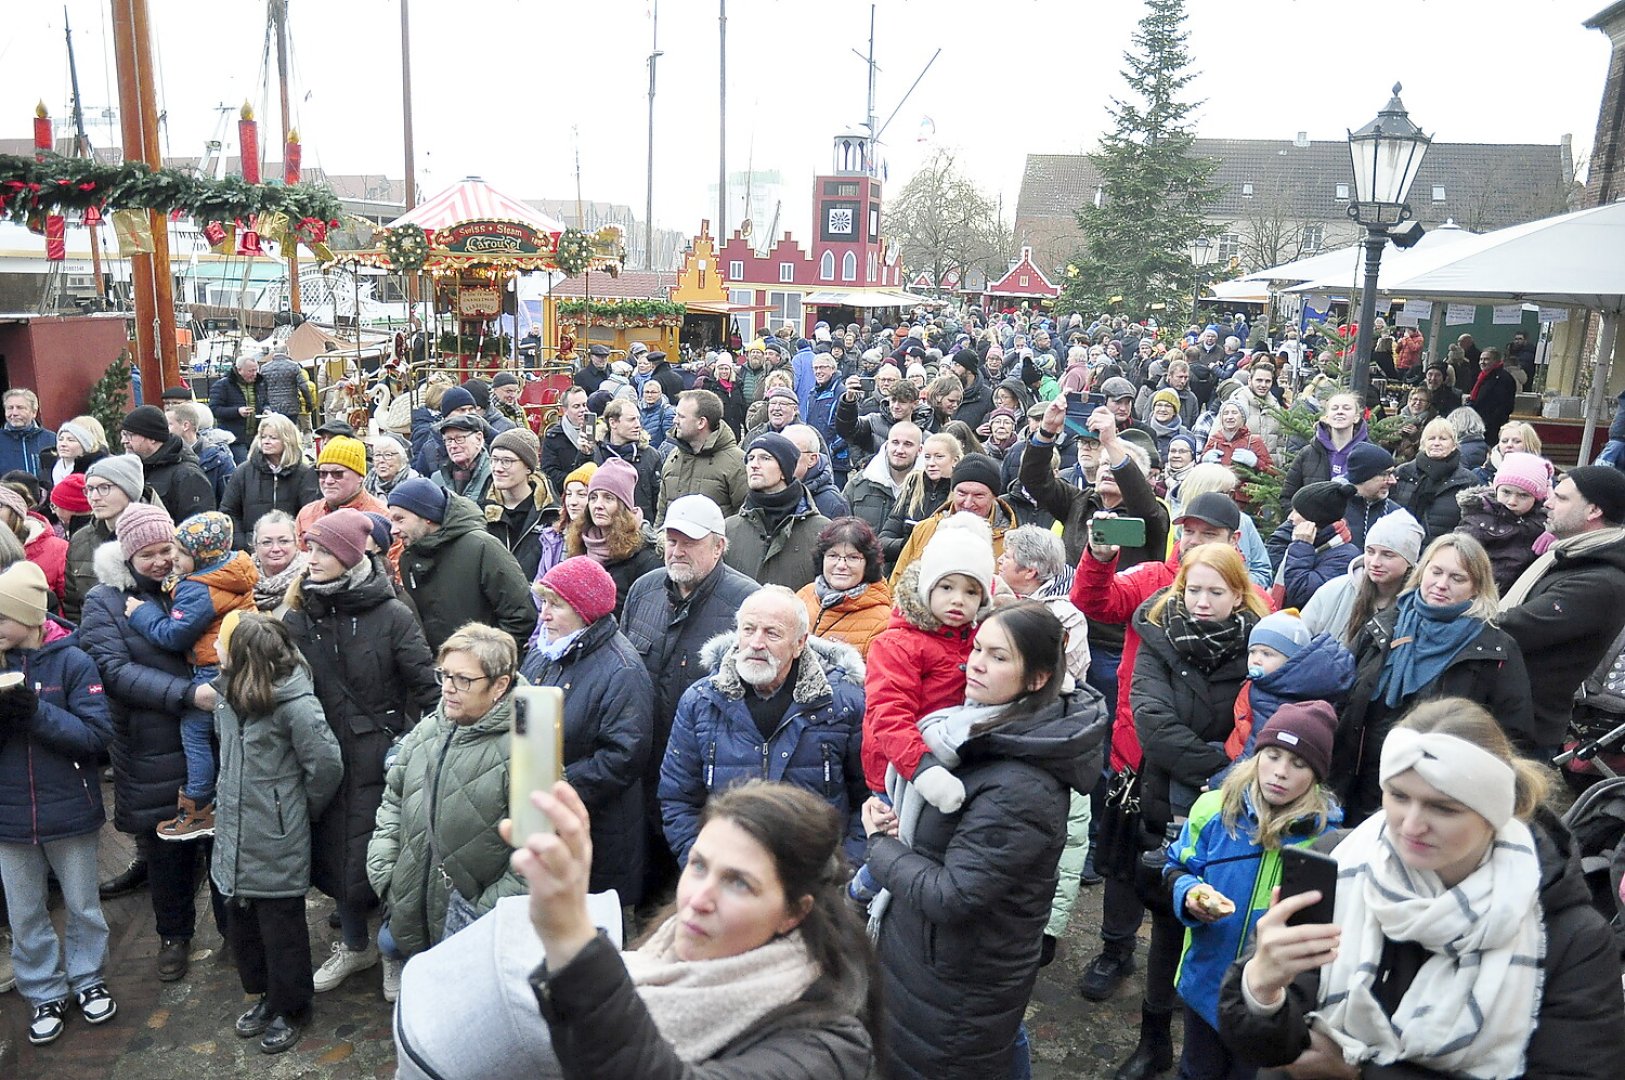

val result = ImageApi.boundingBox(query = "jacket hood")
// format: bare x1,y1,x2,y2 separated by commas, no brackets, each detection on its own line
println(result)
889,562,988,635
141,435,195,469
1252,633,1356,703
1530,805,1594,918
194,550,259,593
961,685,1109,795
271,666,318,706
802,455,839,495
291,557,397,617
92,538,136,589
860,450,914,491
412,491,486,550
697,630,865,703
1315,419,1369,451
198,427,236,450
687,424,739,458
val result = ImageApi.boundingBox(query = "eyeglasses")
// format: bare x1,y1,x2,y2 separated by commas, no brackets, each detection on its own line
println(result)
83,482,116,497
823,551,865,565
442,433,476,445
316,468,352,480
433,668,494,693
489,453,524,468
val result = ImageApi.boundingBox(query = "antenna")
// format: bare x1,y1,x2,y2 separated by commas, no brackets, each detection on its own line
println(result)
850,4,939,178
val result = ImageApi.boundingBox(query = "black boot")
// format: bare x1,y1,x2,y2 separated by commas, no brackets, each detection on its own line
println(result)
1113,1003,1174,1080
99,858,149,900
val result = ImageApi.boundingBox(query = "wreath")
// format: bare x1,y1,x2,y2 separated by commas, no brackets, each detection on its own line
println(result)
382,223,430,273
554,227,593,276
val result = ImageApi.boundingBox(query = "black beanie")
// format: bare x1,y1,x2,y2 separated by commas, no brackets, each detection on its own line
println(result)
121,405,171,442
1292,481,1353,529
951,348,981,374
950,452,1002,494
1567,465,1625,525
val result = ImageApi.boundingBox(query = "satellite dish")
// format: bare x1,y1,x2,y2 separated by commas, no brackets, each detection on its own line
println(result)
740,218,754,240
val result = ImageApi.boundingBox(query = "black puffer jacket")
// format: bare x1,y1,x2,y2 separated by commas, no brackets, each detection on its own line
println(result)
1390,452,1474,543
220,450,320,549
595,533,664,620
284,557,439,907
1130,594,1252,832
1217,809,1625,1080
77,541,194,832
865,686,1108,1080
878,477,948,568
519,614,653,904
139,434,216,520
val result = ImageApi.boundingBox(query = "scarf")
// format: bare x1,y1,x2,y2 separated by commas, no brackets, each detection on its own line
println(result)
253,552,310,611
1408,449,1460,507
1160,592,1254,672
812,575,870,610
579,524,615,564
533,626,583,660
1312,812,1543,1078
1372,592,1479,708
1469,360,1502,402
621,918,820,1063
366,464,420,498
559,413,588,454
1499,525,1625,610
747,481,805,537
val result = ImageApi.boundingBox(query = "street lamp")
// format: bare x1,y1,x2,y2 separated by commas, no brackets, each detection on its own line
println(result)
1346,83,1431,400
1190,236,1215,321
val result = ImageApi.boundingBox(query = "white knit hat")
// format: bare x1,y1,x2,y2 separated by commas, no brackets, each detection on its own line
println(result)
916,512,996,606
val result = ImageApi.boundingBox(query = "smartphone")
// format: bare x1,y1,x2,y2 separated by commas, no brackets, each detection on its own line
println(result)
859,376,876,394
1090,516,1147,549
508,686,564,846
1278,845,1339,926
1065,392,1107,438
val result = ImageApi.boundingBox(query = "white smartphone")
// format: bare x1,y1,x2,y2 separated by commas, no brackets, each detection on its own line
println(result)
508,685,564,846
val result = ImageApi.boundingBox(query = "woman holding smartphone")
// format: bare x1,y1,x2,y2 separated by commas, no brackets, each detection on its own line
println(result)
1220,699,1625,1079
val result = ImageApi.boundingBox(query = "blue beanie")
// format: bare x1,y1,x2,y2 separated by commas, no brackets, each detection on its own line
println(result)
440,385,477,414
747,432,801,482
1250,611,1311,660
387,477,448,523
363,511,395,553
1168,432,1200,455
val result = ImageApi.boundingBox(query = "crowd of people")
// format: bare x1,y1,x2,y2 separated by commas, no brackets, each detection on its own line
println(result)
0,303,1623,1078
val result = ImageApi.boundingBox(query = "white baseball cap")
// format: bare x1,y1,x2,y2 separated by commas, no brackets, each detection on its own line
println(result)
662,494,726,539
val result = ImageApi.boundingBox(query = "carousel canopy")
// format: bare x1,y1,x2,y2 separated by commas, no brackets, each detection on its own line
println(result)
387,177,566,237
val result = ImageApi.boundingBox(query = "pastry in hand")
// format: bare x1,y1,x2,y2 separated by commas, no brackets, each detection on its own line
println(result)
1189,883,1236,917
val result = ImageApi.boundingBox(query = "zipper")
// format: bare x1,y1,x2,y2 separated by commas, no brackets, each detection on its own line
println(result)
704,741,715,787
274,788,285,833
420,725,458,924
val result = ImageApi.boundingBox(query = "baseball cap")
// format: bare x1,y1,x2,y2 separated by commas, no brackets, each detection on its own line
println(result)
661,494,726,539
1175,491,1241,532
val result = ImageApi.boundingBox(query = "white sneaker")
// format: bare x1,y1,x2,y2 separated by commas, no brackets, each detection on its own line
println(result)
312,940,379,993
381,956,403,1003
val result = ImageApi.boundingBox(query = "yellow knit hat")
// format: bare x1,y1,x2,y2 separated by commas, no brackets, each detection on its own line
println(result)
317,435,368,477
562,461,598,490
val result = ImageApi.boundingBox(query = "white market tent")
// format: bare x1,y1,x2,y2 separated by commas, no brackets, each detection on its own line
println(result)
1378,200,1625,460
1274,223,1480,296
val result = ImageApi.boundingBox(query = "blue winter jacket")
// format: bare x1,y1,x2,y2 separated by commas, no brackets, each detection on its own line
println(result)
1272,525,1359,611
0,619,113,844
1166,787,1341,1027
660,631,867,863
804,378,850,472
0,421,56,482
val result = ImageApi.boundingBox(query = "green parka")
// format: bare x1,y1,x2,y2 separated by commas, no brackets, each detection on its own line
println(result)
366,686,527,957
397,491,538,654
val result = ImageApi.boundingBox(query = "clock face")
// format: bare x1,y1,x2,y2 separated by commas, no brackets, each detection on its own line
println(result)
827,207,854,235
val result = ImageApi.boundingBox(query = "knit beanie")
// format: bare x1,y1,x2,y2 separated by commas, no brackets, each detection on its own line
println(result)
1168,432,1200,456
951,348,981,374
1565,465,1625,525
1363,509,1425,564
0,485,27,525
587,456,640,513
1492,452,1551,501
1250,611,1312,661
116,503,176,559
58,420,98,455
1344,443,1396,485
1151,388,1182,413
1291,481,1353,529
363,511,395,554
387,477,449,523
988,407,1018,427
88,453,146,503
950,452,1002,495
50,473,91,515
491,428,540,474
491,370,520,389
440,385,477,414
747,432,801,484
317,435,368,478
916,512,996,606
0,561,49,627
120,404,171,442
562,461,598,491
303,507,372,569
539,556,618,625
1253,700,1337,780
173,511,234,566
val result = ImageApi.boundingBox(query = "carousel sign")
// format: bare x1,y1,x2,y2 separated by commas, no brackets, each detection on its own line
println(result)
434,219,548,256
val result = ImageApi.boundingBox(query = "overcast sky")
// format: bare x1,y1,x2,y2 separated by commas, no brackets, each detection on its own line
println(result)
2,0,1612,243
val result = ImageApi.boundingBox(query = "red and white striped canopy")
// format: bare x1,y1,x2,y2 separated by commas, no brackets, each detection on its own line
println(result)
386,177,565,237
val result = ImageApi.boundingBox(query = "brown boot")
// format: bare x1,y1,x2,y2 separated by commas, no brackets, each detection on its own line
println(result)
156,795,216,841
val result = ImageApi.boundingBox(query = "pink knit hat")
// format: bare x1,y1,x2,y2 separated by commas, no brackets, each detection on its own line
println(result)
587,456,639,514
1493,452,1552,501
539,556,618,624
303,508,373,569
116,503,176,558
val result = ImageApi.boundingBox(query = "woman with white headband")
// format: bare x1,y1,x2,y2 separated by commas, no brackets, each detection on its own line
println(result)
1217,698,1625,1079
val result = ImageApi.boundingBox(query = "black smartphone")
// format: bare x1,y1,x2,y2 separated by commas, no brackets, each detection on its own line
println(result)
859,376,876,394
1065,392,1107,438
1278,846,1339,926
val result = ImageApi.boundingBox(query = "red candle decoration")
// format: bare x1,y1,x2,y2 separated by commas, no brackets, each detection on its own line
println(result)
238,102,260,184
285,128,302,184
33,102,52,160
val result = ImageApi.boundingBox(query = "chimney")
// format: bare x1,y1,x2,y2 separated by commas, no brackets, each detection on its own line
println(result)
1294,131,1310,148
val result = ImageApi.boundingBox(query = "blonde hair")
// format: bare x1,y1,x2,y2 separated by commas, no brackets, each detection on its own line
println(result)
1497,421,1542,455
1403,533,1500,620
63,414,109,453
1178,462,1239,499
1148,544,1269,625
1419,416,1457,450
1323,391,1361,419
1396,698,1551,820
900,432,964,518
1218,754,1335,850
254,413,305,469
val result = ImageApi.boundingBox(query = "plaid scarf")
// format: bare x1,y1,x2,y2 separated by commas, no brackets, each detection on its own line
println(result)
1159,591,1255,672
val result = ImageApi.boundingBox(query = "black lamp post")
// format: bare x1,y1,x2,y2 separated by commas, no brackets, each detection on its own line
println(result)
1347,84,1431,401
1190,236,1215,322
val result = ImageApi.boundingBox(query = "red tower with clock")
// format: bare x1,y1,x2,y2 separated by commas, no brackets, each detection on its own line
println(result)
809,130,899,290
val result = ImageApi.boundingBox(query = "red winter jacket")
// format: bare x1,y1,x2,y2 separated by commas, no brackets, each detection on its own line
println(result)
859,562,977,791
1071,546,1274,773
24,512,68,605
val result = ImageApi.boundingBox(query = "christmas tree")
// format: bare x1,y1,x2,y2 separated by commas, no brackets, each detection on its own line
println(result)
87,351,132,436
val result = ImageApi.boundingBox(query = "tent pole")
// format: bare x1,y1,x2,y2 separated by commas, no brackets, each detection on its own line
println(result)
1578,311,1618,465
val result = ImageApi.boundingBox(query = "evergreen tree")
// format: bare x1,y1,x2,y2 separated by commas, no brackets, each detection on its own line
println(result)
86,351,132,436
1059,0,1221,321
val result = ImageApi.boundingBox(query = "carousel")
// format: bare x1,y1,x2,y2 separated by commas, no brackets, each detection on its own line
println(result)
330,176,624,432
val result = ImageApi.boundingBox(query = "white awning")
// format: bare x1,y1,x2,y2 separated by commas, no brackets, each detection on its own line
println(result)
802,289,926,308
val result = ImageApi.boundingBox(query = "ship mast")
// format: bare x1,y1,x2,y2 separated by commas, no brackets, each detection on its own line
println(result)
271,0,300,315
64,8,106,302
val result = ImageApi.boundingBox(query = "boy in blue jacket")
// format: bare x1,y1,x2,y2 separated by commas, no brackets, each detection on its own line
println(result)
0,561,117,1046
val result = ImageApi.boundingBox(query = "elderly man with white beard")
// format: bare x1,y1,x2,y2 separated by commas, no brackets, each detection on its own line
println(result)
657,585,869,863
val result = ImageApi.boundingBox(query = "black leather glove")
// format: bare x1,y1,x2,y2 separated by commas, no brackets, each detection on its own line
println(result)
0,683,38,725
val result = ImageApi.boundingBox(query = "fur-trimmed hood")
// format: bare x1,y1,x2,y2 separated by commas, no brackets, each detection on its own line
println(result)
92,539,138,590
890,561,994,633
698,630,865,703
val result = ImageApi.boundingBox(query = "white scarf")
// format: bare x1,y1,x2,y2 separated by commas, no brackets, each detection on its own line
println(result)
621,917,819,1062
1499,525,1625,611
559,413,588,454
1312,812,1545,1078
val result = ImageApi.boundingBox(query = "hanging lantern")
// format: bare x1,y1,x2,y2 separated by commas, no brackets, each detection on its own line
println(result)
238,102,260,184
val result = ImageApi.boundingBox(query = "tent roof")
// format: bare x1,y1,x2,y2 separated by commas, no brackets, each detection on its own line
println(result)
387,178,566,235
1243,222,1478,286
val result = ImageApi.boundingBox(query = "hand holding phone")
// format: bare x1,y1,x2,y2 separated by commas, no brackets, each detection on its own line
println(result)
1278,845,1339,926
508,686,564,846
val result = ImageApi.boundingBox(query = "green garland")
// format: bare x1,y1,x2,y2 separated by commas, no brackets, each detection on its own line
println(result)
436,331,512,358
554,228,593,276
382,223,430,273
557,298,686,327
0,152,345,227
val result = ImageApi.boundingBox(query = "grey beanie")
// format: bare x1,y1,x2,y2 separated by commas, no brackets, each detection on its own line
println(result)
87,453,146,502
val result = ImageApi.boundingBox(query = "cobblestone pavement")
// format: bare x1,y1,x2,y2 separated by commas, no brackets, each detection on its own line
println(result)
0,794,1165,1078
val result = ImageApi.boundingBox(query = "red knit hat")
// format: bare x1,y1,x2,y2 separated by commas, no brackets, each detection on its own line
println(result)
50,473,91,515
539,556,618,624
